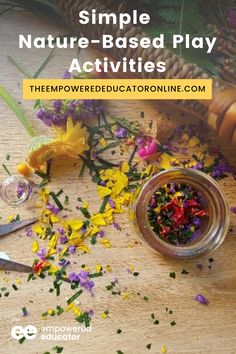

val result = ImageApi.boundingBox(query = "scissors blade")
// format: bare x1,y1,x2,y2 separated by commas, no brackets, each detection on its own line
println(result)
0,258,32,273
0,217,38,237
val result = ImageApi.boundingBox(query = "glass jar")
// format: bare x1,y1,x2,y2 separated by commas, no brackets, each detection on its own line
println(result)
132,167,230,258
0,176,34,208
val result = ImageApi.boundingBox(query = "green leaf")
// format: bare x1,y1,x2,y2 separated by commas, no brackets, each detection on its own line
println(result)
0,85,35,137
159,8,181,23
33,48,55,78
67,290,83,305
7,55,32,78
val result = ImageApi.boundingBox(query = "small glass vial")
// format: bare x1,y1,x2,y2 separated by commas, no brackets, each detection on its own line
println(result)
132,167,230,258
0,176,34,208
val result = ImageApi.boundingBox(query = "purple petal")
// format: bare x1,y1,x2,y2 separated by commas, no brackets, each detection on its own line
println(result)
230,206,236,214
195,294,208,305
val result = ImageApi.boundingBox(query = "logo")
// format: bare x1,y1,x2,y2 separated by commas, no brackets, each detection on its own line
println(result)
11,325,37,340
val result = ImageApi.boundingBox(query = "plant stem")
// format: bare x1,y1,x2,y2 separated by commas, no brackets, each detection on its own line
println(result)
0,85,36,137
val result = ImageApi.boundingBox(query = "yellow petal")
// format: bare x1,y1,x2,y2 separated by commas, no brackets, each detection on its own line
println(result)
59,247,68,258
95,264,103,272
99,137,107,147
97,186,112,199
187,136,200,147
48,234,59,249
78,244,90,253
32,240,39,253
48,264,59,274
100,239,112,248
159,153,178,170
90,213,106,226
68,219,84,231
50,214,59,223
120,161,130,173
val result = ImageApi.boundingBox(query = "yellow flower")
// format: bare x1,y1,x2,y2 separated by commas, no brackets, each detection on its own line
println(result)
28,118,89,169
17,163,33,176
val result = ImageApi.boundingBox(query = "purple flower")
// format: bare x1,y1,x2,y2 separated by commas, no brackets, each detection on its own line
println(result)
17,184,25,199
89,309,94,317
86,280,95,291
113,222,121,230
193,162,204,170
136,134,145,145
36,108,46,119
59,235,68,244
68,270,95,293
192,217,201,229
211,161,233,179
46,202,60,215
195,294,208,305
63,70,72,79
97,230,105,238
25,227,33,237
58,259,70,267
37,248,47,260
58,227,66,236
68,245,76,254
189,230,201,243
53,100,62,112
108,199,116,209
115,127,127,139
78,270,89,280
69,272,78,282
230,206,236,214
126,268,132,274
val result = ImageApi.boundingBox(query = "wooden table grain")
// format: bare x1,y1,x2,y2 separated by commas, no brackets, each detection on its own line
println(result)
0,10,236,354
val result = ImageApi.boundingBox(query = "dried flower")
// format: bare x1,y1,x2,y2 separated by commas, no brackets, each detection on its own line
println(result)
115,127,127,139
195,294,208,305
28,118,89,169
230,206,236,214
137,138,157,159
17,163,33,176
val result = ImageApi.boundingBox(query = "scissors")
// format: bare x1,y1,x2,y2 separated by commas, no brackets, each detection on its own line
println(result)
0,217,38,273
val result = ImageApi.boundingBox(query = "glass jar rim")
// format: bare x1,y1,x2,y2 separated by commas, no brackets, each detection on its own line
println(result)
134,167,230,258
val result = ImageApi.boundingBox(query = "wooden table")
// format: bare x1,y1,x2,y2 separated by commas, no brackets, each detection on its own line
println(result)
0,10,236,354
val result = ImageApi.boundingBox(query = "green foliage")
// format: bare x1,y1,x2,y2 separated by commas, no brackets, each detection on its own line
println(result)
0,0,65,25
144,0,219,74
0,85,36,137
